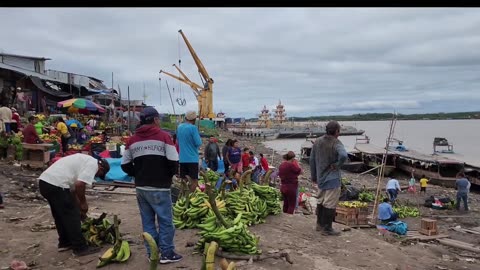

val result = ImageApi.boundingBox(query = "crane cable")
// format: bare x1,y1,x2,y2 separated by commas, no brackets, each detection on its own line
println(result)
176,32,186,106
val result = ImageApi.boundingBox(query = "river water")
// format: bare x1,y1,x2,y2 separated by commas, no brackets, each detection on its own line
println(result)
263,120,480,167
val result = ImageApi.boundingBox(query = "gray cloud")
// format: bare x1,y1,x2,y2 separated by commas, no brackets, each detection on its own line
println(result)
1,8,480,118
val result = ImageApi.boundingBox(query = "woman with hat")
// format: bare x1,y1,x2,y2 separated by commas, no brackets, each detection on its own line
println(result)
278,151,302,214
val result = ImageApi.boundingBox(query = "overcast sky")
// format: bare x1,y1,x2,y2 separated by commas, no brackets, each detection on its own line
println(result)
1,8,480,118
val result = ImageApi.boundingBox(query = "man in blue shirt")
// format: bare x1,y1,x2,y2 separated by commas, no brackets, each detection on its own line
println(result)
378,198,398,223
455,172,470,211
310,121,348,236
386,178,401,204
177,111,202,192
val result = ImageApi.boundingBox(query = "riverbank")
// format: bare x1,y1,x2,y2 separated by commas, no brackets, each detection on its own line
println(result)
0,130,479,269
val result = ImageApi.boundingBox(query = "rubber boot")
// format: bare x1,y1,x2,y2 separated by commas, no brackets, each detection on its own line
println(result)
322,208,340,236
316,204,324,231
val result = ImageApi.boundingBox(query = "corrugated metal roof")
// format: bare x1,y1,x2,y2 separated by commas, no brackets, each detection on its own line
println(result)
0,53,51,61
0,62,60,82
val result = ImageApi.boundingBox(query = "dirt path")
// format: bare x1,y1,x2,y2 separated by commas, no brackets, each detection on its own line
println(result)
1,130,479,269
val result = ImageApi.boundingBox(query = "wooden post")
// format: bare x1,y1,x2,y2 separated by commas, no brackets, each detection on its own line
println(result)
371,113,397,225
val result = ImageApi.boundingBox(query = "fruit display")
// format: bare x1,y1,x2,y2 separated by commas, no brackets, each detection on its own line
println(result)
338,201,368,208
173,189,228,229
250,183,282,215
81,213,117,247
393,205,420,218
39,134,60,143
96,215,131,268
358,191,375,202
197,212,261,255
70,144,83,150
89,136,104,143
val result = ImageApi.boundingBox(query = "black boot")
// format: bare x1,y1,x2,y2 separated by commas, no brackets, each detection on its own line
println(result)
316,204,324,231
322,208,340,236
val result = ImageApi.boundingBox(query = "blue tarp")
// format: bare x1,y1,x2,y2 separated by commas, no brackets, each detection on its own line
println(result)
104,158,133,182
201,157,225,174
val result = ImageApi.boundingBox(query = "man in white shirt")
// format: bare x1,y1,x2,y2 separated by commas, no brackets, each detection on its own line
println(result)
38,154,110,256
86,117,97,129
386,178,401,204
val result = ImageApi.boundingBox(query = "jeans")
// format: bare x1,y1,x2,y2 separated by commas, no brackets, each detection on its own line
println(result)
387,189,398,203
207,159,218,172
136,188,175,256
456,192,468,211
38,180,87,251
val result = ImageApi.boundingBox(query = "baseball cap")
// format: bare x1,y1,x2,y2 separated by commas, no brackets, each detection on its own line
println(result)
185,111,197,121
140,107,160,122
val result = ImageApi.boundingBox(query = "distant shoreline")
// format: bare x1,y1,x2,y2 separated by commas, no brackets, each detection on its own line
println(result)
245,111,480,122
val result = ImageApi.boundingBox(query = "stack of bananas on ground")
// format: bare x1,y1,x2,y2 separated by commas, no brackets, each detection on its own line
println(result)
197,212,261,255
225,188,267,226
81,214,116,247
96,215,131,268
393,205,420,218
250,183,282,215
338,201,369,208
97,240,131,268
173,189,228,229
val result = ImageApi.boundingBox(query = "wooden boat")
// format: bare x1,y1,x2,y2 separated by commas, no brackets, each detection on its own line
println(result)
354,140,396,176
300,136,316,162
465,164,480,186
389,140,464,188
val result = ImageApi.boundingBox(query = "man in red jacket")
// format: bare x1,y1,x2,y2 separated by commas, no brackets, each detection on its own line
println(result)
121,107,182,264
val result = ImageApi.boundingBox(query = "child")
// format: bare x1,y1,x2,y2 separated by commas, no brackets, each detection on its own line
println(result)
419,175,429,194
408,173,416,194
241,147,251,172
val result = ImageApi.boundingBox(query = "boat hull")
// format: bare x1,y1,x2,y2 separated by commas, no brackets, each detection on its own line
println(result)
277,131,365,139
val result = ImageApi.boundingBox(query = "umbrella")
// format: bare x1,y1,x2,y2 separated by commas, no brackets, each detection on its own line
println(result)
57,98,105,113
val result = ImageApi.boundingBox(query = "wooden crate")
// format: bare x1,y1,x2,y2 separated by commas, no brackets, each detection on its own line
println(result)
336,206,370,226
420,218,438,236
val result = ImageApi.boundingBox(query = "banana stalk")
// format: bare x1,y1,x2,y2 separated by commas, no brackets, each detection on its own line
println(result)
201,242,211,270
205,241,218,270
142,232,159,270
219,258,230,270
226,262,237,270
261,169,273,186
241,170,253,186
205,183,231,228
184,175,193,210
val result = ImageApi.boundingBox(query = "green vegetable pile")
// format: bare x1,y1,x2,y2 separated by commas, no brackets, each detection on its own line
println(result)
393,205,420,218
358,191,375,202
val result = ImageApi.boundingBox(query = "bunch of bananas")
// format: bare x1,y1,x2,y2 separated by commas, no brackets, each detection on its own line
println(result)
97,215,131,268
173,189,227,229
97,240,131,268
225,188,267,226
205,170,220,183
81,214,116,247
338,201,368,208
39,134,60,143
358,191,375,202
197,212,261,255
250,183,282,215
393,205,420,218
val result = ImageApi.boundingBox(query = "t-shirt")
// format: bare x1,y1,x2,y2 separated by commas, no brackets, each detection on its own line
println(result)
419,178,428,187
456,178,470,194
39,154,98,188
228,147,241,164
260,157,269,171
241,153,251,167
386,179,400,190
409,178,415,186
378,202,394,220
57,122,68,135
23,124,40,144
87,119,97,128
176,123,202,163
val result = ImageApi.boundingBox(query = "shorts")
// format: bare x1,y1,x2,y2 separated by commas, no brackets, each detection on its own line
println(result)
230,162,243,173
420,187,426,192
180,162,199,180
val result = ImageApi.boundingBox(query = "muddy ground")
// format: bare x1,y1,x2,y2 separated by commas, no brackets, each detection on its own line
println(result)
1,131,479,270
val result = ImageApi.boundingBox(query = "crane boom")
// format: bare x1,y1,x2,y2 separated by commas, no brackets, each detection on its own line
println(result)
178,29,212,84
159,30,215,119
159,69,202,97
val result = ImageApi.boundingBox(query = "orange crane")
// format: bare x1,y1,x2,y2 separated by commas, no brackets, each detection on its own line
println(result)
160,29,215,119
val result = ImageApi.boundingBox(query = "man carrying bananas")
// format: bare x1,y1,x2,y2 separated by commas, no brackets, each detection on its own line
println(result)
38,153,110,256
121,107,183,264
310,121,348,236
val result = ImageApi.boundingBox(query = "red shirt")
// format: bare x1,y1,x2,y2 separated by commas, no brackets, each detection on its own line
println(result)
12,113,22,128
241,153,251,167
23,124,40,144
278,161,302,185
260,157,269,171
